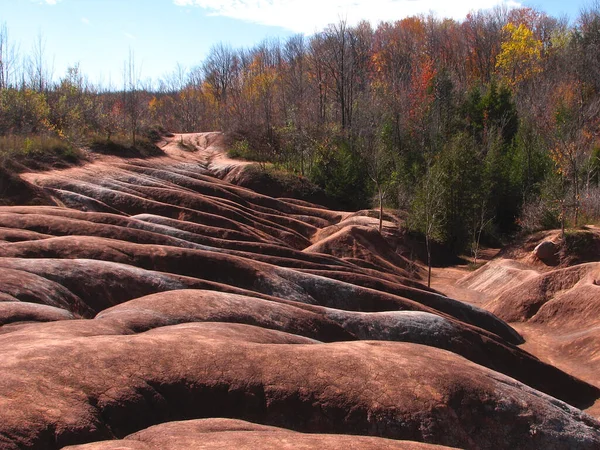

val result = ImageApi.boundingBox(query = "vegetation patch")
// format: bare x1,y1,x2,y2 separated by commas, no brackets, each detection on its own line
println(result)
560,229,600,266
176,138,197,152
227,138,266,162
89,133,164,158
0,134,82,171
232,164,336,208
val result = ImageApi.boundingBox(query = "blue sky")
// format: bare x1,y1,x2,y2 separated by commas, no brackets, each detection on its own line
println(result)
0,0,593,87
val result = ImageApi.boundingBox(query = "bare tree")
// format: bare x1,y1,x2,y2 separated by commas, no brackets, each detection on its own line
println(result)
0,22,19,89
203,43,238,105
413,162,445,287
366,140,393,234
321,19,354,130
283,34,307,125
123,49,142,146
578,1,600,93
27,31,53,92
308,33,328,125
471,201,494,265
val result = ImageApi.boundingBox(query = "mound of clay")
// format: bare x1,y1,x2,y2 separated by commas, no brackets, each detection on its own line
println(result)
458,259,539,300
0,301,74,325
2,326,600,450
305,224,415,277
484,263,598,324
1,133,599,449
457,251,600,417
560,229,600,266
500,227,600,269
63,418,456,450
90,289,598,407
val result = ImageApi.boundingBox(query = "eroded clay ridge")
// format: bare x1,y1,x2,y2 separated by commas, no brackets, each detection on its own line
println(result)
1,133,600,449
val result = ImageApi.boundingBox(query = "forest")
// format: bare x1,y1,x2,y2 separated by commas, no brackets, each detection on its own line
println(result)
1,5,600,256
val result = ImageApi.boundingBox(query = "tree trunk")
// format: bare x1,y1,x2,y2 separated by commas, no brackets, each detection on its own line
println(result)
378,188,383,234
426,235,432,288
574,160,579,227
561,200,566,240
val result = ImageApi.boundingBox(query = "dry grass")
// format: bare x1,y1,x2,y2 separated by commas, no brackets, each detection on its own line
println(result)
0,134,82,171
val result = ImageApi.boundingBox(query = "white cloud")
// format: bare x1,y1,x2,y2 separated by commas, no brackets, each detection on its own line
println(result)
173,0,522,33
43,0,60,4
124,32,137,40
81,17,90,25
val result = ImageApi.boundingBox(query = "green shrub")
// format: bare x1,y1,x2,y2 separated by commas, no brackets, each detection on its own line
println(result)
228,139,262,161
309,139,372,210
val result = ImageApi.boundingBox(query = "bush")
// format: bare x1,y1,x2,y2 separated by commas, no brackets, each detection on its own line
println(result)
580,186,600,224
518,197,561,232
176,138,196,152
227,138,267,163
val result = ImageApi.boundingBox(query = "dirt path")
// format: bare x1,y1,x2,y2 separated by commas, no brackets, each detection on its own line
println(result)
430,248,499,306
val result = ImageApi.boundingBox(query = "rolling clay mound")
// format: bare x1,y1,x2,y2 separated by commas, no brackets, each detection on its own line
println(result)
1,132,600,449
458,259,539,299
63,419,456,450
484,263,600,324
454,242,600,418
304,224,416,278
2,328,600,450
218,152,334,208
0,301,74,325
90,289,598,408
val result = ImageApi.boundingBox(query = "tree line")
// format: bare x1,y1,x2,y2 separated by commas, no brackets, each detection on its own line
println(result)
1,5,600,261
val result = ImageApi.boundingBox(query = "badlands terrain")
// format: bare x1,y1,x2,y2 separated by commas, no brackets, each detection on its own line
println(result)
1,132,600,449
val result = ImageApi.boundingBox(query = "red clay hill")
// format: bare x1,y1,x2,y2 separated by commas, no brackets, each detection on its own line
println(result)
1,132,600,449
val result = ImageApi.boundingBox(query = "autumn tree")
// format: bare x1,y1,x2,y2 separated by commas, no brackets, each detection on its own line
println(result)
96,95,123,141
496,22,542,87
463,8,506,83
0,88,49,135
547,83,599,229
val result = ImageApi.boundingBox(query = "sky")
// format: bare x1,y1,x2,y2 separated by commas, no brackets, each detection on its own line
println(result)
0,0,594,87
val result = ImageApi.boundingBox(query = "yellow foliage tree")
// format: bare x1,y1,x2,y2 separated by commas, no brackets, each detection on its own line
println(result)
496,23,542,86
